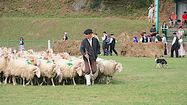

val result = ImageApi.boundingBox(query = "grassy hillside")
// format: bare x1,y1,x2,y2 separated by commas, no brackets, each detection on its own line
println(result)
0,17,151,50
0,0,156,17
0,56,186,105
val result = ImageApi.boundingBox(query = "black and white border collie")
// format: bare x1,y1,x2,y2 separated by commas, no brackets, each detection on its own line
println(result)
155,55,167,68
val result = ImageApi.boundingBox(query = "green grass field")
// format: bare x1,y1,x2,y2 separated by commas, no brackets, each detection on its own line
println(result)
0,17,151,50
0,56,186,105
0,17,150,40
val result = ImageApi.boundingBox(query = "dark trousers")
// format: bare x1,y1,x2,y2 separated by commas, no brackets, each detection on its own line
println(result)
162,30,167,39
110,44,118,55
171,45,179,58
105,44,110,55
84,59,97,75
102,42,107,55
164,44,167,55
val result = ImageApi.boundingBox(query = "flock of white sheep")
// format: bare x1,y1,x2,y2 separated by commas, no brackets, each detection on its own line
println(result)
0,47,123,86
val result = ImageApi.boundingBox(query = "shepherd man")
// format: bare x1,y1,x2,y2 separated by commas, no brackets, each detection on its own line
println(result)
80,29,101,86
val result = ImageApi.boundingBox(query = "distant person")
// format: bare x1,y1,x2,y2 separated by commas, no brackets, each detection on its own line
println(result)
148,4,155,23
101,31,108,55
92,33,99,41
109,34,118,56
133,36,138,43
161,21,169,39
169,12,177,27
178,38,185,57
177,26,185,57
19,37,24,51
140,32,148,43
150,25,156,37
162,34,167,55
63,32,68,40
80,29,100,86
105,33,112,56
155,33,162,42
177,26,184,39
171,33,180,58
182,11,187,26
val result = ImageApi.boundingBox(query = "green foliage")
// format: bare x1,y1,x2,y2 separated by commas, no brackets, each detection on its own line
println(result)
90,0,102,10
102,0,154,16
132,0,154,9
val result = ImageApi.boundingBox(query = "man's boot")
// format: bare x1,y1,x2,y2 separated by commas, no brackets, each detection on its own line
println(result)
85,74,91,86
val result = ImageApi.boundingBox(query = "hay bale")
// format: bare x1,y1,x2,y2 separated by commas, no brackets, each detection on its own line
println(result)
117,33,164,57
53,32,165,57
53,40,81,55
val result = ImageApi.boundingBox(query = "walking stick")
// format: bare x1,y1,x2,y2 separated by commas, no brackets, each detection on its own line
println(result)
85,50,93,76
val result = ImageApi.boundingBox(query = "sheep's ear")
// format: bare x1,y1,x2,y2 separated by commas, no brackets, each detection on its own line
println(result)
33,67,37,73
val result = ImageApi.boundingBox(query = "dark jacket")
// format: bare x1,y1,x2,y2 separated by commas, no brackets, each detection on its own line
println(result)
19,40,24,45
80,37,100,61
110,37,116,46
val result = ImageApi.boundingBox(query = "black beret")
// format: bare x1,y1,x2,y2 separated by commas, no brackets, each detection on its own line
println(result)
84,29,93,35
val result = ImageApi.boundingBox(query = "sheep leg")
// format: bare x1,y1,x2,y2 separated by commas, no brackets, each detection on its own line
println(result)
106,76,110,84
26,80,31,86
40,78,46,86
51,78,55,86
91,76,95,85
40,81,44,86
92,80,94,85
31,80,33,86
23,78,26,86
110,76,113,80
4,76,8,84
12,76,16,85
63,80,65,85
34,78,39,86
8,76,11,83
72,77,76,85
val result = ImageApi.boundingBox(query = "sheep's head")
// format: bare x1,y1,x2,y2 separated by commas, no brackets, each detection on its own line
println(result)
54,65,61,76
115,63,123,72
33,66,41,78
73,61,83,76
75,66,83,76
60,52,71,60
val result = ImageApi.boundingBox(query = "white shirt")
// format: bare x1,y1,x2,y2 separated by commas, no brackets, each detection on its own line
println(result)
102,34,107,41
162,36,167,44
172,36,176,45
109,37,113,44
87,38,92,47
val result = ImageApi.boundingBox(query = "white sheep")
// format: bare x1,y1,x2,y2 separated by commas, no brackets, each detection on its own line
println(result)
37,59,59,86
97,58,123,84
5,57,41,86
0,52,9,84
54,58,83,85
